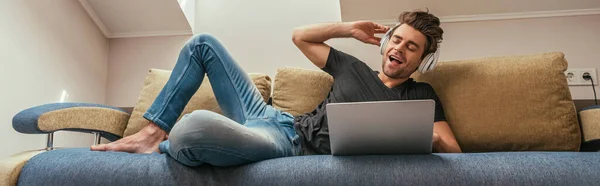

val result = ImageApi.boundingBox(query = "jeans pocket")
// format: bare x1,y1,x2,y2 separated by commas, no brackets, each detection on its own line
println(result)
275,110,294,124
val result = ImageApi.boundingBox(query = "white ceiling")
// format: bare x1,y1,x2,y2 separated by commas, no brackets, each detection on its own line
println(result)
341,0,600,22
78,0,192,38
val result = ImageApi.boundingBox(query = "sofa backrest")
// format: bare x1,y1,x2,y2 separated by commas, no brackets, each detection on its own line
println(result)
412,52,580,152
123,69,271,137
126,52,581,152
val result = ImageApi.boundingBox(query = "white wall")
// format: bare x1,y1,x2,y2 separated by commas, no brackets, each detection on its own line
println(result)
177,0,196,33
106,36,191,107
105,2,599,110
193,0,342,77
333,15,600,99
0,0,108,158
104,0,342,107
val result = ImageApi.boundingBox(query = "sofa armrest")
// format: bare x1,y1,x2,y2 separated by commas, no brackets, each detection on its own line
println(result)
579,105,600,151
12,103,130,141
0,150,44,186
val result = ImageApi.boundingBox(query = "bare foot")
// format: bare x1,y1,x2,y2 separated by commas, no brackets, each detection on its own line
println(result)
90,122,167,154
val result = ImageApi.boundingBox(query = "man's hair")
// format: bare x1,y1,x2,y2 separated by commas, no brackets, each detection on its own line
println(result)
397,10,443,58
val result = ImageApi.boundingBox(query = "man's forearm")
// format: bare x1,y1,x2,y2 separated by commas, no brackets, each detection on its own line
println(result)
292,22,353,44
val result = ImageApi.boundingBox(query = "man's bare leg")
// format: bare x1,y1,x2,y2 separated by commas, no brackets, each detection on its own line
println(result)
90,121,167,154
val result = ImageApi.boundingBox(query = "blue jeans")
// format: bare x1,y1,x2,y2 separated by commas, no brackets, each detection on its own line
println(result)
142,34,300,166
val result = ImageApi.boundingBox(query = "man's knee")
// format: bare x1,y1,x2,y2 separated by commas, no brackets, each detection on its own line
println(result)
187,33,219,47
170,110,230,143
168,110,240,165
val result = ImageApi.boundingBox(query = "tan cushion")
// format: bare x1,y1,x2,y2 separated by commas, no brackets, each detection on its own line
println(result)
124,69,271,137
0,150,44,186
412,52,581,152
579,107,600,142
272,67,333,116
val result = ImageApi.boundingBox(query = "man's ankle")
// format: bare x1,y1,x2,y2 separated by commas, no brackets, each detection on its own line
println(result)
143,122,167,137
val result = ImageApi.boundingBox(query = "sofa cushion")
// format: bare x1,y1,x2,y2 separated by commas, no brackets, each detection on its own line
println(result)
124,69,271,137
272,67,333,116
18,148,600,185
412,52,580,152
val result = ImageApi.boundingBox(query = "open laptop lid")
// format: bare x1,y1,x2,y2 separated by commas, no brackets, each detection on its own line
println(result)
326,100,435,155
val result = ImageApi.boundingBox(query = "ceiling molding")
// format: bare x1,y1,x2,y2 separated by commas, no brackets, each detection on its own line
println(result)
108,30,193,38
374,8,600,25
77,0,110,37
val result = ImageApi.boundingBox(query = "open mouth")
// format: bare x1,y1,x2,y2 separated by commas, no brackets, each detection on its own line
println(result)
389,55,403,65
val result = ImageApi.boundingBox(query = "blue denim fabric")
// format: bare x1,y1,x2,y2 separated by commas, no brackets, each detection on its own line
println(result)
142,34,299,166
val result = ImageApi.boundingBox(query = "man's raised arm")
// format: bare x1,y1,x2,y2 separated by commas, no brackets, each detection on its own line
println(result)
292,22,388,68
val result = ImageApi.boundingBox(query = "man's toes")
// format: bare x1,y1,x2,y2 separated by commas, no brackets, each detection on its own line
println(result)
105,143,137,153
90,144,107,151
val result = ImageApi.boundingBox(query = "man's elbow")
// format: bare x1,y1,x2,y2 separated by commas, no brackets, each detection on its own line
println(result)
291,27,304,46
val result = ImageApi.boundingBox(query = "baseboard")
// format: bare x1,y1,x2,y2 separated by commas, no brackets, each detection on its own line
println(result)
574,100,599,111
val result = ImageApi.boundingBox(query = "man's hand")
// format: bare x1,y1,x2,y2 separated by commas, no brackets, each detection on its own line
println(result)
349,21,389,46
432,121,462,153
432,132,440,144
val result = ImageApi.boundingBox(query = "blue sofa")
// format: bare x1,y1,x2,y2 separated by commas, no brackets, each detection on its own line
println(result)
4,52,600,185
17,148,600,185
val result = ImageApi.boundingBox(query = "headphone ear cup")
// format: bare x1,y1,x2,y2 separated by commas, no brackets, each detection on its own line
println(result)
380,24,400,55
379,35,388,55
380,33,392,55
417,54,432,73
417,47,441,73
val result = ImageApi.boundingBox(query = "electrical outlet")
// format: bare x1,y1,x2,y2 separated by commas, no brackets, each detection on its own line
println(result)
566,68,598,86
564,70,579,85
579,68,597,85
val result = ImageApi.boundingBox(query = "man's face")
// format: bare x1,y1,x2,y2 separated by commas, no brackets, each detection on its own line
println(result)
381,24,427,79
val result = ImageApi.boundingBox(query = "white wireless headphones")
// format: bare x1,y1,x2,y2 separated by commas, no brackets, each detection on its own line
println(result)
379,23,441,73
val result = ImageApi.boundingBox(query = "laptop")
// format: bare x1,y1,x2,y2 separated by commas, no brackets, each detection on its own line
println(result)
326,100,435,156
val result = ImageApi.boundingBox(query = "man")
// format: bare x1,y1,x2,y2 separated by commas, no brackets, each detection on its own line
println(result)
91,10,462,166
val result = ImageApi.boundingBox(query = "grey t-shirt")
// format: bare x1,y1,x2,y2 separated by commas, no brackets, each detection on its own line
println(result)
293,47,446,155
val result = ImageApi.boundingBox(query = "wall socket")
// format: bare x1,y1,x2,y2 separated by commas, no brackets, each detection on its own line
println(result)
565,68,597,86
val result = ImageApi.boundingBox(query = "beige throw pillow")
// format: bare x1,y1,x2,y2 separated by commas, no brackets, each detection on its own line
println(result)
412,52,581,152
272,67,334,116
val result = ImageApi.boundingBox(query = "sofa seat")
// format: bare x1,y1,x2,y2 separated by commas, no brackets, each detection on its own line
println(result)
18,148,600,185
